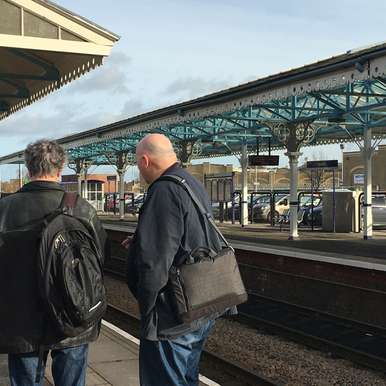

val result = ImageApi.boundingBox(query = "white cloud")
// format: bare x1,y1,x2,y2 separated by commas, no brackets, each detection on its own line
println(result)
164,77,233,100
120,99,146,118
65,51,132,95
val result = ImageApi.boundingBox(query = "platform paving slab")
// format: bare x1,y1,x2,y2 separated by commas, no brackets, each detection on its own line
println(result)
1,321,214,386
0,355,9,386
101,216,386,261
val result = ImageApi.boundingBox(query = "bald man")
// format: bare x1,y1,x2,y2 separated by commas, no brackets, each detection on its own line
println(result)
126,134,224,386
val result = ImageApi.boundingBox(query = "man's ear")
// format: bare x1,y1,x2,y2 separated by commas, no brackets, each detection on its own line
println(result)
142,154,150,168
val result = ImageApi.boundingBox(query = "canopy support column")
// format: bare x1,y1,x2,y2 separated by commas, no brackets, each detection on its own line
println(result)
240,142,249,227
69,159,89,197
264,120,318,240
117,170,126,219
115,152,131,219
83,167,89,200
286,151,301,240
77,173,82,196
362,126,373,240
177,140,200,167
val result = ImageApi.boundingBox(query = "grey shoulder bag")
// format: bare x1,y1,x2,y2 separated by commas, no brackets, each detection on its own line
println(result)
159,175,248,324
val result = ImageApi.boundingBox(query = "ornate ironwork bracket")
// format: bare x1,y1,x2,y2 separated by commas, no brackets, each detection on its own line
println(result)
68,158,92,176
261,120,318,152
105,151,135,175
176,139,202,167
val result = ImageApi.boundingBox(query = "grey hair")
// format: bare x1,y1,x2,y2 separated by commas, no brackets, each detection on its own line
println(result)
24,139,66,178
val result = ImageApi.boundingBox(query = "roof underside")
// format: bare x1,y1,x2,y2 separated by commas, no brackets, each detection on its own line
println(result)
2,41,386,165
0,0,118,120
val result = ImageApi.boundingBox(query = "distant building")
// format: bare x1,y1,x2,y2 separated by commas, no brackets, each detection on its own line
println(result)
0,178,22,194
61,174,117,211
1,161,343,205
343,144,386,190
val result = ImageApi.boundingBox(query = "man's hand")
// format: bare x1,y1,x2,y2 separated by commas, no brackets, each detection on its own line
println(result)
121,236,133,250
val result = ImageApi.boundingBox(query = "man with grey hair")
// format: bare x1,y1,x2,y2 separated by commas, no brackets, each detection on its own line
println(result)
0,139,108,386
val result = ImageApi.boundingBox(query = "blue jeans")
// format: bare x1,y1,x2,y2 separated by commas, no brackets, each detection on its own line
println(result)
8,344,89,386
139,319,214,386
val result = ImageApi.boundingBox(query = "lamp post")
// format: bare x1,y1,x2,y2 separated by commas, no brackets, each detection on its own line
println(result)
340,143,345,187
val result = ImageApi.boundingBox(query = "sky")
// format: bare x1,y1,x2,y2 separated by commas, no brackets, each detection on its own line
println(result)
2,0,386,180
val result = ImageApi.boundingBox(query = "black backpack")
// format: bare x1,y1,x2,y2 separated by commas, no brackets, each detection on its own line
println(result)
37,192,106,338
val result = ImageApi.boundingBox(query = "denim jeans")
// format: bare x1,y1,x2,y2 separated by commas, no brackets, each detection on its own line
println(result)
139,319,215,386
8,344,89,386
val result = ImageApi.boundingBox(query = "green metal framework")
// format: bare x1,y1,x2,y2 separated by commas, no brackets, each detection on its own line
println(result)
3,42,386,166
66,77,386,165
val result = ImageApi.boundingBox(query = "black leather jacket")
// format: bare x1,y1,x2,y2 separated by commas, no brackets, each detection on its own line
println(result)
0,181,108,353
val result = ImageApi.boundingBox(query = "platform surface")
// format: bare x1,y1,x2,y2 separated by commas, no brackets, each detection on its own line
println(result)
101,215,386,268
0,321,216,386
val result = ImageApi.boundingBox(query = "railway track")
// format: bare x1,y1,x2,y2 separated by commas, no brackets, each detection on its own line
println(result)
104,258,386,374
238,294,386,373
105,303,279,386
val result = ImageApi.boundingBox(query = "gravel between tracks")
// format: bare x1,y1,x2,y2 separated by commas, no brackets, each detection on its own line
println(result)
105,275,386,386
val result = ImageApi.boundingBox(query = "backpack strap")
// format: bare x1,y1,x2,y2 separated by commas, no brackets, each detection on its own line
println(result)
158,175,231,249
60,192,78,215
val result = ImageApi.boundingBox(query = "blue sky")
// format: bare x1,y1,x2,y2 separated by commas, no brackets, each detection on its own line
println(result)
2,0,386,180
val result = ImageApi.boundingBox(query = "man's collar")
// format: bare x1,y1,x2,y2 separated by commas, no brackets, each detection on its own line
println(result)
19,180,64,193
161,162,181,176
148,162,182,190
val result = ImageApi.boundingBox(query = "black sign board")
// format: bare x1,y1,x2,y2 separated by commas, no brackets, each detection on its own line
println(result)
306,160,338,169
248,155,279,166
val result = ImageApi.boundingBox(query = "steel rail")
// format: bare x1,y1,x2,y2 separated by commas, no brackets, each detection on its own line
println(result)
104,258,386,374
238,294,386,374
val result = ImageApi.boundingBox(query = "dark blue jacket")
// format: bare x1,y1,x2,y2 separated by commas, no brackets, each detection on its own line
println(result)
127,163,226,340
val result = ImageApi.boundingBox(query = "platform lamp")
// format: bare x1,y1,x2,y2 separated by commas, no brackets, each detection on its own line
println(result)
340,143,345,187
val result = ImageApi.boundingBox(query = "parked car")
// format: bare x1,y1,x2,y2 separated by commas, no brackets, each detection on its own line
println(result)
253,194,289,222
301,196,322,225
304,201,323,226
361,195,386,228
126,194,146,214
228,194,271,221
372,196,386,227
105,194,119,212
279,195,322,226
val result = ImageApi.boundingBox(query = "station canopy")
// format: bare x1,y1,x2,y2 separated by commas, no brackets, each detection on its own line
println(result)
2,40,386,166
0,0,119,121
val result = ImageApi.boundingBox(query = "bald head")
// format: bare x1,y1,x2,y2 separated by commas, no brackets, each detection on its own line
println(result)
136,134,178,184
137,134,176,160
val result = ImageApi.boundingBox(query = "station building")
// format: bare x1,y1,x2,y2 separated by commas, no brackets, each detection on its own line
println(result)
343,145,386,190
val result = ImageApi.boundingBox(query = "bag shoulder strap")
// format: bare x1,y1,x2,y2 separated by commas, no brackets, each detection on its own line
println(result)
60,192,78,215
158,175,230,248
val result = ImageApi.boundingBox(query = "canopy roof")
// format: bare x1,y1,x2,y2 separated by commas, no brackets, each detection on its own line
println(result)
0,0,119,120
2,41,386,165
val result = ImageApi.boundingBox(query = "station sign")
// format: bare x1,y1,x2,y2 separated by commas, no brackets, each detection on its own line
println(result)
248,155,279,166
306,160,338,169
353,174,364,184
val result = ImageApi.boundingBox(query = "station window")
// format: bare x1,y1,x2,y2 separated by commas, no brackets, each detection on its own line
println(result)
24,10,58,39
0,0,21,35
